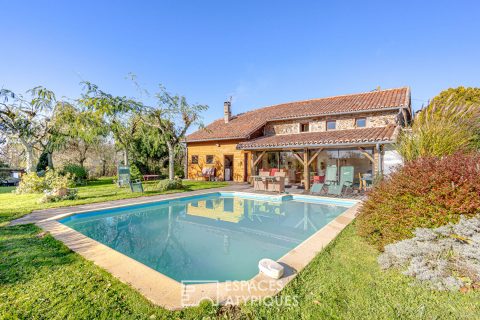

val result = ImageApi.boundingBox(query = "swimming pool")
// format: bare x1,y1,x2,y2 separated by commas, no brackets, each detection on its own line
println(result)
59,192,355,282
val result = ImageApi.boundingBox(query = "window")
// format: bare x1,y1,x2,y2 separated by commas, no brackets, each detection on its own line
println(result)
191,155,198,164
206,155,214,164
300,123,309,132
356,118,366,128
327,120,336,130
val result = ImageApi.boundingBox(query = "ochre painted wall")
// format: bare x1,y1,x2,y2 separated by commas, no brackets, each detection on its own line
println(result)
186,140,251,182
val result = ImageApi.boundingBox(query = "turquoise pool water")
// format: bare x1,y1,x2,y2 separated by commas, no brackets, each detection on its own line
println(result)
59,192,352,282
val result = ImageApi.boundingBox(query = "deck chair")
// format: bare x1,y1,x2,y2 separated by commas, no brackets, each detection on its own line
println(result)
327,166,354,195
310,183,323,194
130,179,144,193
117,166,131,187
311,165,337,194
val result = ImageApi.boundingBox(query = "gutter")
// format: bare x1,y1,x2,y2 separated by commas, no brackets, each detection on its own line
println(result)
236,140,395,150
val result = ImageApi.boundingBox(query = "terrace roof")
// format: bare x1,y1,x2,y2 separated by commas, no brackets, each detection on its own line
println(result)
237,125,398,150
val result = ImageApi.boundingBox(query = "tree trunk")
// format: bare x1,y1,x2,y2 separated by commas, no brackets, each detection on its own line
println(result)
124,149,129,166
24,144,36,173
102,159,107,176
47,152,54,170
167,143,175,180
79,143,88,168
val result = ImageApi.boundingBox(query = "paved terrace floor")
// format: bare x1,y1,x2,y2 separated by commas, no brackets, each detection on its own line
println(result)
9,182,364,226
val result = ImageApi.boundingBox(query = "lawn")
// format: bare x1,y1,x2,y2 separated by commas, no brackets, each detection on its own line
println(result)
1,179,479,319
1,222,479,319
0,178,228,225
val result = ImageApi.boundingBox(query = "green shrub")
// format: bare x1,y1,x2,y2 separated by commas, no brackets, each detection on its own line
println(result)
174,164,185,178
397,93,480,161
15,172,46,194
130,164,141,180
357,152,480,250
45,169,75,190
16,169,75,194
157,178,183,192
62,164,88,182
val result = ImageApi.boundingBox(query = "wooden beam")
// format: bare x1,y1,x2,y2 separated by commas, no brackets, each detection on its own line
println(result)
303,149,310,191
307,148,323,166
292,152,304,164
401,108,408,125
250,152,255,178
357,147,374,163
253,150,266,167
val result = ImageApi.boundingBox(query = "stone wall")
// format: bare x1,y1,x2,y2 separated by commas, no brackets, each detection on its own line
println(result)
264,121,300,135
263,111,399,135
368,113,398,127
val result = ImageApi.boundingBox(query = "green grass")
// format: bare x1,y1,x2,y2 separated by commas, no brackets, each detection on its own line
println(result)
0,186,15,194
1,222,478,319
1,179,479,319
0,224,216,319
0,178,228,225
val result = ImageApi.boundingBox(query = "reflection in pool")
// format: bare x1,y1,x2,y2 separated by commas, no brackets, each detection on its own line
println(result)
60,193,349,282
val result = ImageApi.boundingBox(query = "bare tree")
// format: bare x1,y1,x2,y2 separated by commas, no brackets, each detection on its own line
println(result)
0,87,56,172
145,86,208,180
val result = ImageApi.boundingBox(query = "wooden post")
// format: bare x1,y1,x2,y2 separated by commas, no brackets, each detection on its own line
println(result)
250,152,256,180
303,149,310,191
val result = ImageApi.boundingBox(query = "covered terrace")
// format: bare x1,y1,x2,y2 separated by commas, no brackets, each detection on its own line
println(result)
237,126,398,192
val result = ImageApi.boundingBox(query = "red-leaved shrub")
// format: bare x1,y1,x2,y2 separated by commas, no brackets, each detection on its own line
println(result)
357,152,480,250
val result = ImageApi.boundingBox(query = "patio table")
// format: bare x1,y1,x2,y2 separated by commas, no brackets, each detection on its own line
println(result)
251,175,284,193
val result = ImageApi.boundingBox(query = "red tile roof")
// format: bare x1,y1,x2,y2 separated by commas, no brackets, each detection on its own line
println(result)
186,87,410,142
237,126,398,149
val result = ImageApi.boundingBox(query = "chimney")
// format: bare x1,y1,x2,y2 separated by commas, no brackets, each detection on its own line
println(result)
224,100,231,123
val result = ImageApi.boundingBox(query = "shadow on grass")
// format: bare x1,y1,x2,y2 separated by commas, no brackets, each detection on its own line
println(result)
0,224,76,285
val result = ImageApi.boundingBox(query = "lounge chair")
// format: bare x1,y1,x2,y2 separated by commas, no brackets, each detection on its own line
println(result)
311,165,337,194
130,179,144,193
327,166,354,195
310,183,323,194
117,166,131,187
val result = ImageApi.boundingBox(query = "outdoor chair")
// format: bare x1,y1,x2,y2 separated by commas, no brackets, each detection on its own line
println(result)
327,166,354,195
116,166,131,187
269,168,279,176
360,173,373,191
130,179,144,193
312,165,337,194
268,171,286,193
254,171,270,191
310,183,323,194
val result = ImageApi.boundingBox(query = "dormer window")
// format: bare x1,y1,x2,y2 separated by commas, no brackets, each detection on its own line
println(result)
327,120,336,130
355,118,366,128
300,123,309,132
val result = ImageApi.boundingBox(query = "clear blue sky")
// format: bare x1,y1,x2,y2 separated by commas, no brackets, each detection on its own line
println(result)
1,0,479,131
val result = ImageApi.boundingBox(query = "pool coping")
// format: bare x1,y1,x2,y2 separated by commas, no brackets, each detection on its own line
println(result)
36,191,361,310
